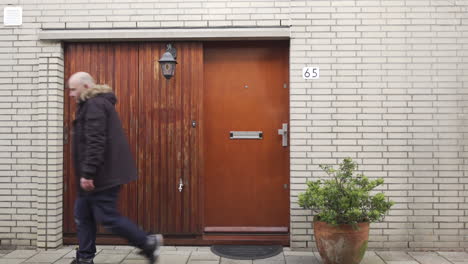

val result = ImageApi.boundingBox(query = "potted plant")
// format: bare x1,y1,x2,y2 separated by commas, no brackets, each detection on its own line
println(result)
298,158,394,264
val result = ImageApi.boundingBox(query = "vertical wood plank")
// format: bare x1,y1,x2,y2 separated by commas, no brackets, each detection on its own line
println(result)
191,42,203,234
64,42,140,235
63,43,72,234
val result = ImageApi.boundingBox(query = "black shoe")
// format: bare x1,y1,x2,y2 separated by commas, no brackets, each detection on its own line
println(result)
70,258,94,264
139,234,164,264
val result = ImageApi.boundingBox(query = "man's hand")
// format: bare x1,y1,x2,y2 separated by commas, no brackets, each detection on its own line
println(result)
80,177,95,191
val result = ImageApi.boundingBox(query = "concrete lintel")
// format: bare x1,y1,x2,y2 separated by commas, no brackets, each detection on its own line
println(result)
39,27,290,41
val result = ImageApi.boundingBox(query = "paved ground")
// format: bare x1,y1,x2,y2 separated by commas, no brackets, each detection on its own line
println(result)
1,246,468,264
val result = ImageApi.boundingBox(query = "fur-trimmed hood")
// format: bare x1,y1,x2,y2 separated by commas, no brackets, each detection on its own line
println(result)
79,84,115,103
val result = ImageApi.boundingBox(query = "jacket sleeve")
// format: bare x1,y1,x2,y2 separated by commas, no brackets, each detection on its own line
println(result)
81,99,107,178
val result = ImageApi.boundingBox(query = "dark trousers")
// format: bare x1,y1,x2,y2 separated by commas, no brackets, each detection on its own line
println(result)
74,186,147,260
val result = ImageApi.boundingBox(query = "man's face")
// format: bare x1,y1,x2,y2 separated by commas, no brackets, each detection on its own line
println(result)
68,79,87,100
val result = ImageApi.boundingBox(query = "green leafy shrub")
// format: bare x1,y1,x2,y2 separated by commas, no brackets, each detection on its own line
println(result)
298,158,394,226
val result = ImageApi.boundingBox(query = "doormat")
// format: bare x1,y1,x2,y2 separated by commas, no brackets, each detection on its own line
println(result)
210,245,283,260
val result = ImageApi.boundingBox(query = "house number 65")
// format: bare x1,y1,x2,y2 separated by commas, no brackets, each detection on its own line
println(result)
303,67,319,80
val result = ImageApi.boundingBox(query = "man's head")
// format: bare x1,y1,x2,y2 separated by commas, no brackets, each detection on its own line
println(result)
68,72,95,101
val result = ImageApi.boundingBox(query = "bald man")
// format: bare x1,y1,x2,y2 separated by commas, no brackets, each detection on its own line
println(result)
69,72,163,264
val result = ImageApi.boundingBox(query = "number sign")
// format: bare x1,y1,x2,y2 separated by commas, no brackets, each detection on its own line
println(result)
303,67,319,80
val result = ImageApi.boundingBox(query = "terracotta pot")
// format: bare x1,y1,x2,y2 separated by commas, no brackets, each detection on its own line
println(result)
314,220,369,264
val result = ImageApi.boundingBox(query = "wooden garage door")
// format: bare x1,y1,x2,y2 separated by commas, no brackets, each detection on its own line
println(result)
63,42,202,242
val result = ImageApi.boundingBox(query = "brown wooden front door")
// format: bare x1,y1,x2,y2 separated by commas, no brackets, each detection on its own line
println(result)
202,42,290,242
63,42,202,243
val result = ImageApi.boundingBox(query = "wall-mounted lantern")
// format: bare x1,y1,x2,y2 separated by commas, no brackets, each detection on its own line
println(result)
158,43,177,80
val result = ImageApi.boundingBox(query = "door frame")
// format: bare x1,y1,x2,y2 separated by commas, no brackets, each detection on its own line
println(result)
200,40,290,245
62,40,291,246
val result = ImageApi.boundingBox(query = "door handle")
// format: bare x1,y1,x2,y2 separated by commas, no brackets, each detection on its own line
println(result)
178,178,184,192
278,123,288,147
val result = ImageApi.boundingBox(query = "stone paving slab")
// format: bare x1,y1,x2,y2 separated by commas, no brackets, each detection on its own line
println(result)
438,252,468,263
1,247,468,264
254,252,284,262
160,246,177,252
253,261,283,264
385,261,420,264
54,259,77,264
100,249,133,255
361,251,386,264
93,253,129,263
114,246,134,250
187,261,218,264
283,250,315,256
408,252,453,264
253,253,286,264
176,246,199,252
189,251,221,261
24,253,67,263
125,251,147,260
121,260,146,264
284,255,320,264
96,246,118,250
2,250,38,259
0,250,14,255
198,247,213,252
63,249,77,259
220,259,252,264
159,250,192,256
376,251,418,262
41,248,74,255
0,259,24,264
63,248,101,259
157,254,190,264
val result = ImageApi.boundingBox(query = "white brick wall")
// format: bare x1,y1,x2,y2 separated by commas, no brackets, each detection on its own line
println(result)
0,0,467,250
1,0,40,247
36,53,64,249
289,0,468,250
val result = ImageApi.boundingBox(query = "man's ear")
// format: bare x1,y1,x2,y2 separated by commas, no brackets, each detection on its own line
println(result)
83,83,89,89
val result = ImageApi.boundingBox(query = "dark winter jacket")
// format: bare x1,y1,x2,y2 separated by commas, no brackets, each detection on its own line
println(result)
72,84,138,193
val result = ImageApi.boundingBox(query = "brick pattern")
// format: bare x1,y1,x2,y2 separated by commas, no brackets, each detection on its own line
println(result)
0,0,467,250
37,1,290,29
0,0,41,247
289,0,468,250
36,52,64,249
